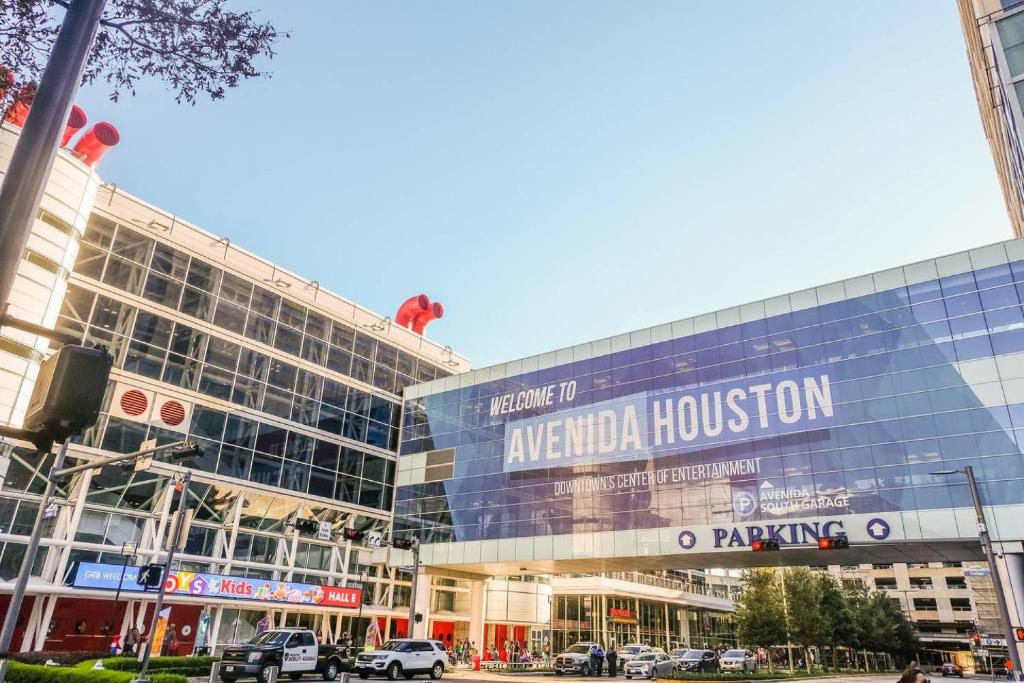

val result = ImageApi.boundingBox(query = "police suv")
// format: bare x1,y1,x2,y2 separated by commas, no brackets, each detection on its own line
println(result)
219,628,345,682
355,639,449,680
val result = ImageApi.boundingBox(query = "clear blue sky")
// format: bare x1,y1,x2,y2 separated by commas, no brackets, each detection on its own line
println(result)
74,1,1011,368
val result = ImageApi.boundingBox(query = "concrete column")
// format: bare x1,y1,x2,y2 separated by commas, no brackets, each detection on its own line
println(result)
18,596,44,651
469,579,487,651
209,606,223,648
412,573,432,638
664,603,670,648
635,598,641,645
679,609,690,649
600,595,608,648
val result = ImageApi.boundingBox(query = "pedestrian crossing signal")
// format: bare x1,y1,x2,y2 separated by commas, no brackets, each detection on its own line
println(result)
135,563,163,588
751,539,780,551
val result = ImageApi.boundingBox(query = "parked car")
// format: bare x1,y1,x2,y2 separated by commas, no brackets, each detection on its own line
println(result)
667,649,689,667
554,643,599,676
354,639,449,680
624,653,676,679
937,662,963,678
219,628,344,683
674,649,719,673
618,645,652,665
719,649,756,672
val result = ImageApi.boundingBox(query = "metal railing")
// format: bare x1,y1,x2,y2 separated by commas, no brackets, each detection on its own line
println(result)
558,572,732,600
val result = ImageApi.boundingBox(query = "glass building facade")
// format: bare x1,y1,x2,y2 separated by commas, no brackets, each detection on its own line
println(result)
396,242,1024,551
0,176,468,654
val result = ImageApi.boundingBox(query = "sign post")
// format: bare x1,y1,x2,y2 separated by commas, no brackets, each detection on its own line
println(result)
108,541,138,646
133,470,191,683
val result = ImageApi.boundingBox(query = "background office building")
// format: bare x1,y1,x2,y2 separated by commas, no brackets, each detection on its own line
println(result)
959,0,1024,237
0,116,471,653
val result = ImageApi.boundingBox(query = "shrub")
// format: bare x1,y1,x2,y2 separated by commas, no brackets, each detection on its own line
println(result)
94,655,217,675
8,650,108,666
5,661,187,683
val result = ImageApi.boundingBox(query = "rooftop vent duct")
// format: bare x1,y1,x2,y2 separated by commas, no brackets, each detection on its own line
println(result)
73,122,119,167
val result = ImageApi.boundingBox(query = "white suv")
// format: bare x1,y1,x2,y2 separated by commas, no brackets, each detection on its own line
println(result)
355,639,449,680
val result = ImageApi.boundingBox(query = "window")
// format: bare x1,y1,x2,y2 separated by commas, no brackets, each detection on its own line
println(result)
950,598,973,612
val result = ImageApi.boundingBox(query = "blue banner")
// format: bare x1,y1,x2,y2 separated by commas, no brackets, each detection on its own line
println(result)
503,368,835,472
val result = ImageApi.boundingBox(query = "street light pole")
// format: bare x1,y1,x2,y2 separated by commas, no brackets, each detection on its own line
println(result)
407,539,421,637
934,465,1023,680
108,542,138,649
134,470,192,683
0,438,69,682
0,439,194,683
0,0,107,312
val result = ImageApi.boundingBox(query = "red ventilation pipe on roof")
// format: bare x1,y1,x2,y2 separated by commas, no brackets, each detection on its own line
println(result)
4,84,36,127
396,294,429,328
73,122,119,167
60,105,87,146
412,301,444,335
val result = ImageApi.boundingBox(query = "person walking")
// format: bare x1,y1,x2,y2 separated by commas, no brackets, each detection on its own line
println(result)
124,627,139,656
162,623,178,656
1006,658,1014,681
606,645,618,678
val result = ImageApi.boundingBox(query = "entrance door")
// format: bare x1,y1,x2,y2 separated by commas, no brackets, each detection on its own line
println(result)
432,621,455,647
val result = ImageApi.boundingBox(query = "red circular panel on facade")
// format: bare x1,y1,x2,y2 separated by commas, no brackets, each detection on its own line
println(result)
120,389,148,416
160,400,186,426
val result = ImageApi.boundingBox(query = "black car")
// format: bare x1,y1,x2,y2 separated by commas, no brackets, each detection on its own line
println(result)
674,650,719,673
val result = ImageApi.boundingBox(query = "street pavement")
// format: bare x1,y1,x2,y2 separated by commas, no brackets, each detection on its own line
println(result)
440,673,990,683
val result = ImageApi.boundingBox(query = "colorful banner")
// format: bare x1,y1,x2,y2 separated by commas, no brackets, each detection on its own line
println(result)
71,562,362,607
151,607,171,656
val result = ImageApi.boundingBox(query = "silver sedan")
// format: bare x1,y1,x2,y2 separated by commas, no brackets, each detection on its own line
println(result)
624,653,676,679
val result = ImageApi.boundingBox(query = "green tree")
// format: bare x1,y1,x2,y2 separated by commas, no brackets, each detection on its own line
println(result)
847,583,908,671
783,567,825,673
0,0,285,111
734,568,788,668
873,593,919,663
816,573,854,670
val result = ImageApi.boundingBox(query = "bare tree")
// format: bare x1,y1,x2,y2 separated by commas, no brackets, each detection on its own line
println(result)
0,0,285,112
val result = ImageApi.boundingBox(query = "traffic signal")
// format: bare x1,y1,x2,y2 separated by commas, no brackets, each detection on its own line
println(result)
294,518,321,535
818,535,850,550
24,345,113,442
971,633,981,646
392,537,417,551
1015,627,1024,642
168,442,203,461
414,613,423,624
751,539,780,552
342,528,365,542
136,563,164,588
